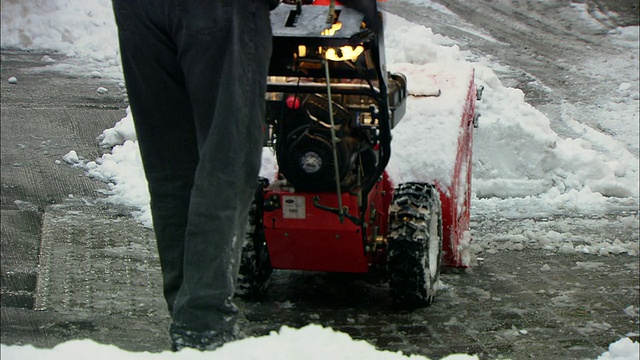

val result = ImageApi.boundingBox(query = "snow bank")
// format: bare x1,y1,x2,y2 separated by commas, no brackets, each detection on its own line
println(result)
0,324,478,360
0,0,121,78
387,14,638,204
1,325,637,360
596,337,640,360
384,13,638,207
91,108,151,226
386,61,475,188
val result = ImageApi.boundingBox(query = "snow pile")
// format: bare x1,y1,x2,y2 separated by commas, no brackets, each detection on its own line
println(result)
0,0,121,78
98,106,137,146
57,108,151,225
596,337,640,360
472,67,637,202
90,108,152,226
0,324,477,360
386,61,475,188
473,84,635,199
383,14,639,203
384,14,638,205
87,139,150,226
1,324,637,360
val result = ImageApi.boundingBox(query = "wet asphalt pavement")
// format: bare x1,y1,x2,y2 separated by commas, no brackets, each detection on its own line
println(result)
1,1,639,359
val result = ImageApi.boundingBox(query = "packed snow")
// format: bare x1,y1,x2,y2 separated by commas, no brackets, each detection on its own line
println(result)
0,325,637,360
1,0,638,359
1,324,480,360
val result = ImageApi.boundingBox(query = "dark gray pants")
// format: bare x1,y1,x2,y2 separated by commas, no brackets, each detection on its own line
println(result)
112,0,272,334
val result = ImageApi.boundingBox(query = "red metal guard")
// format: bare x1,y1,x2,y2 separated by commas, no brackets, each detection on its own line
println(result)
439,75,477,267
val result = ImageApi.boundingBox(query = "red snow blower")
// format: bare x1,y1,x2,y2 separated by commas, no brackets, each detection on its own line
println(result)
238,0,479,307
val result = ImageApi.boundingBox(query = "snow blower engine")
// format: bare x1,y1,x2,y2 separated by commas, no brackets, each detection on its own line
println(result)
237,0,466,308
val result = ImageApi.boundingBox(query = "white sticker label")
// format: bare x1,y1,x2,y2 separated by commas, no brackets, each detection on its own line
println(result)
282,195,306,219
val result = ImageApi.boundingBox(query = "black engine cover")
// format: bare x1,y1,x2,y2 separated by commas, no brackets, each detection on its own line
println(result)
279,125,353,191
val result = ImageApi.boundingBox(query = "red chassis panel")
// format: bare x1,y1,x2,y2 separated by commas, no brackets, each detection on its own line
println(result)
263,176,392,273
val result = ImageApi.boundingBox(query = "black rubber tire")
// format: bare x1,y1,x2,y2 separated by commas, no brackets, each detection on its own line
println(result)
236,179,273,299
387,182,443,308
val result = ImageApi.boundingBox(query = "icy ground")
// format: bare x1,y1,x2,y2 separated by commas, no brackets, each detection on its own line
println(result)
1,0,638,358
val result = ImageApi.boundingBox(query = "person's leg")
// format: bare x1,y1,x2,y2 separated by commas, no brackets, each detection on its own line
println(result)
169,0,272,339
114,0,273,348
112,0,198,315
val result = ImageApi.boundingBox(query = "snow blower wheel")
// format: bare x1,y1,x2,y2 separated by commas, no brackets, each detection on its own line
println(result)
387,183,443,308
237,178,273,299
